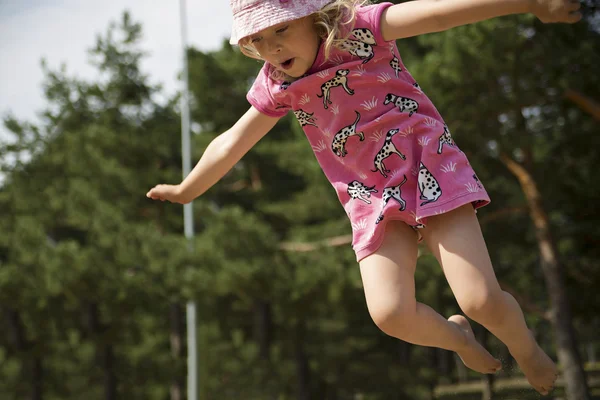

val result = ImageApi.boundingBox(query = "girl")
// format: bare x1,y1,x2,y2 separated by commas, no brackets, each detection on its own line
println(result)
147,0,581,395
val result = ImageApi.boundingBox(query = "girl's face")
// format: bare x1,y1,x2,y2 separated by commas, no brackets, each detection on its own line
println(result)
247,16,320,78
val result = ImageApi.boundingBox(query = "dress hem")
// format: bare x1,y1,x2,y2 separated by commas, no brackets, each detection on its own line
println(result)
353,191,491,262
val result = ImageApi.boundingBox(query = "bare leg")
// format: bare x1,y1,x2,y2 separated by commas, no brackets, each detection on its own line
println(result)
420,204,558,395
359,221,501,374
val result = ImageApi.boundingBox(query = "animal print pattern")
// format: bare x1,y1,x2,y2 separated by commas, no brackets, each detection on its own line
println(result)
390,56,402,78
340,28,377,64
294,109,318,128
371,129,407,177
384,93,419,116
418,162,442,206
332,111,365,157
376,175,408,224
351,28,376,45
347,180,377,204
437,125,456,154
317,69,354,109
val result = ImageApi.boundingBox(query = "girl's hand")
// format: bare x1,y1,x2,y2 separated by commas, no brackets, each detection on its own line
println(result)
530,0,582,23
146,184,191,204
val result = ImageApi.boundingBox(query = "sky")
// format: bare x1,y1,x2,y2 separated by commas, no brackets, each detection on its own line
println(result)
0,0,232,130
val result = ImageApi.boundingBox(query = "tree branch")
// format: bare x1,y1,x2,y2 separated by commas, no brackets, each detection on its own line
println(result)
564,89,600,120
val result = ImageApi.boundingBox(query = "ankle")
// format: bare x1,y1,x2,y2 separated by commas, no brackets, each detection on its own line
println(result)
509,333,539,360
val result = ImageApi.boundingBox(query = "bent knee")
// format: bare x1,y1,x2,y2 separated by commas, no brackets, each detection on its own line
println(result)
368,300,416,338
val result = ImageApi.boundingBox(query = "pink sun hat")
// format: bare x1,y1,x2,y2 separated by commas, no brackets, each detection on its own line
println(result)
229,0,332,45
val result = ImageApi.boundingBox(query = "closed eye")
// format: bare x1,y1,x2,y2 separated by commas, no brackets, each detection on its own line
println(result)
251,36,262,43
276,26,288,34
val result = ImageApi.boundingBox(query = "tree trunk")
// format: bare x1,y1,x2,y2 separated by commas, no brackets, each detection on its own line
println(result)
5,309,44,400
398,340,411,365
478,328,494,400
31,356,43,400
498,345,514,374
170,303,184,400
6,308,27,350
294,320,310,400
86,303,117,400
481,373,494,400
454,353,468,383
500,153,590,400
253,300,273,361
101,342,117,400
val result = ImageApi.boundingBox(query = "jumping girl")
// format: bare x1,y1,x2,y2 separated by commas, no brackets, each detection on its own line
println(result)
147,0,581,394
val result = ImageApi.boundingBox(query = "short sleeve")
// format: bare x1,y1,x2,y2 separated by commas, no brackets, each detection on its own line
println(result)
246,63,292,118
354,2,394,45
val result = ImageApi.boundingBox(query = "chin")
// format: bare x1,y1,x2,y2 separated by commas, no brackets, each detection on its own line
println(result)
289,67,309,78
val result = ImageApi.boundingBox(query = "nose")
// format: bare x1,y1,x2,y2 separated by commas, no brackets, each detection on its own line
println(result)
264,37,283,55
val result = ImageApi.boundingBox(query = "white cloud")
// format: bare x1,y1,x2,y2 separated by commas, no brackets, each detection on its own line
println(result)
0,0,232,129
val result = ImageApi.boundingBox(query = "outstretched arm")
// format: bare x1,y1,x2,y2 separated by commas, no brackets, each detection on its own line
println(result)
380,0,582,41
147,106,280,204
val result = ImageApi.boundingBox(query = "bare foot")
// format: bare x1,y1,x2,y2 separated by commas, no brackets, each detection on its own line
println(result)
512,333,558,395
448,315,502,374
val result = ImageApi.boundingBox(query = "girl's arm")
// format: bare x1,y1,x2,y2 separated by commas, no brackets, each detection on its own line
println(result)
380,0,582,41
147,106,280,204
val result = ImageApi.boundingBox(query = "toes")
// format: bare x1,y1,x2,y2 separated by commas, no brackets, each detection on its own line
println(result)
538,384,554,396
536,385,548,395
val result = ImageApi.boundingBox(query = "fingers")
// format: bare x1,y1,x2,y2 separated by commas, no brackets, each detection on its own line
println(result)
146,186,165,201
146,184,185,203
146,192,164,201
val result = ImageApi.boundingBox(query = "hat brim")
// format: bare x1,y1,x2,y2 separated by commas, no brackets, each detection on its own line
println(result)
229,0,331,45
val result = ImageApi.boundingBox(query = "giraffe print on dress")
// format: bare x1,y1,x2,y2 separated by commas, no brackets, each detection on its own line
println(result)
418,162,442,206
332,111,365,157
317,69,354,109
376,175,408,224
371,129,407,178
437,125,456,154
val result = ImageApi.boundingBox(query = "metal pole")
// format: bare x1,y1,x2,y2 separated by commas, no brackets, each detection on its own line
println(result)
179,0,197,399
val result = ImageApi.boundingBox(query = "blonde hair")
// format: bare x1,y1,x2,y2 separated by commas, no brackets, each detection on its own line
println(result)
239,0,370,82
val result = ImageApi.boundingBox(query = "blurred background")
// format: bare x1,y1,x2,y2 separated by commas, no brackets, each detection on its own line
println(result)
1,0,599,399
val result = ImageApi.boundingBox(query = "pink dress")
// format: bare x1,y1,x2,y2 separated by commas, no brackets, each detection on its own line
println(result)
247,2,490,261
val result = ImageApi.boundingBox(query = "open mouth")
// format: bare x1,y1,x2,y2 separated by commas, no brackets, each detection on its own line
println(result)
280,58,294,70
